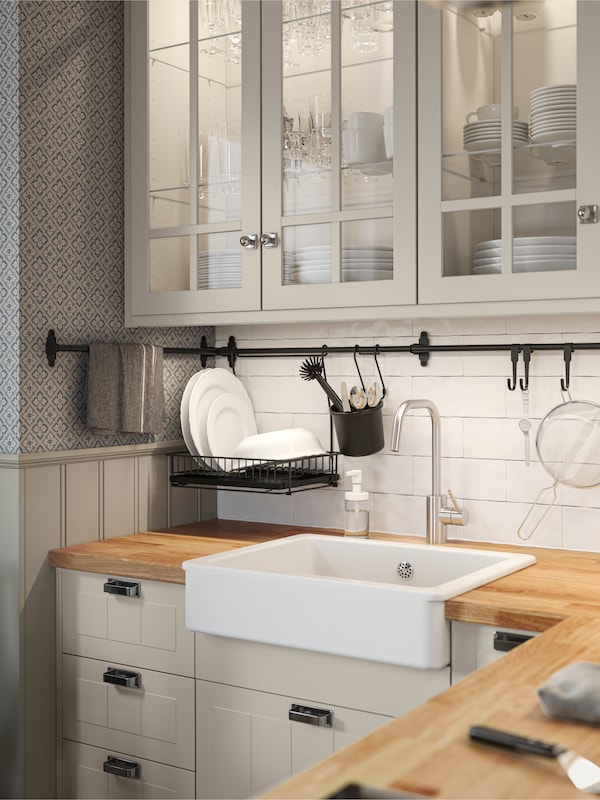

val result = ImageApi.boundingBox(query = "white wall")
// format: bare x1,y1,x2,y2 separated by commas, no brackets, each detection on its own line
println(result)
216,313,600,552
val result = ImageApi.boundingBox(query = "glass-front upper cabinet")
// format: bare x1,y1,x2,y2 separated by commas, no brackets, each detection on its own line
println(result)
126,0,417,325
127,0,262,322
260,0,416,311
417,0,600,305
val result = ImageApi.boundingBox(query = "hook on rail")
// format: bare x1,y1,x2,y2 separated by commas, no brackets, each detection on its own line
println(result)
519,345,531,391
561,343,573,391
507,345,520,391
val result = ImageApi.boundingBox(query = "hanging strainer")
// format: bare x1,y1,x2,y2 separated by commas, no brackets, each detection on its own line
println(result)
518,399,600,539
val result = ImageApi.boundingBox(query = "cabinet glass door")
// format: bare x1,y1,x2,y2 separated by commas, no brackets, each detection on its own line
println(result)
261,0,416,311
129,0,261,319
418,0,600,306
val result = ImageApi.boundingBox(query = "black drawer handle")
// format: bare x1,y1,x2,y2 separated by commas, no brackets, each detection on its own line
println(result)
493,631,533,652
103,578,140,597
289,703,333,727
103,756,141,779
103,667,141,688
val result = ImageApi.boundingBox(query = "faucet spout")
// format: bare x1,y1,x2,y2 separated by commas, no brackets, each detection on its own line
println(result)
390,399,446,544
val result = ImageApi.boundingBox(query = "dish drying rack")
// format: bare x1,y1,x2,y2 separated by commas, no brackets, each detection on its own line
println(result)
170,452,339,494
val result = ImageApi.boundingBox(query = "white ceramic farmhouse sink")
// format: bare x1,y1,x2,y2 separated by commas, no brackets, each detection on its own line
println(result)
183,534,535,669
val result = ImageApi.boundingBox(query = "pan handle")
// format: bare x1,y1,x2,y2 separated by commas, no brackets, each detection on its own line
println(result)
469,726,565,758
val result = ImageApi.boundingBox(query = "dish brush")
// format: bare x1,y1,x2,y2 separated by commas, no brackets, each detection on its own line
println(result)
299,357,344,412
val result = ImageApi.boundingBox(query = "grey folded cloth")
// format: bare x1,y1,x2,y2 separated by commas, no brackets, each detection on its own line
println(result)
86,342,165,434
537,661,600,724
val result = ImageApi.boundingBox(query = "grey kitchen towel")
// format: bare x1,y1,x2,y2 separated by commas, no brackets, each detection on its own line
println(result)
86,342,165,434
537,661,600,724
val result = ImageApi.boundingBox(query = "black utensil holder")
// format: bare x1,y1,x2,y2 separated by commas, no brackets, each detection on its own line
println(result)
330,402,384,457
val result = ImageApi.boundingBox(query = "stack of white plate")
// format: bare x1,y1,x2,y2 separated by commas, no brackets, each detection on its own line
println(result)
463,120,529,155
529,84,576,145
472,236,576,274
181,368,256,468
283,245,393,285
197,250,242,290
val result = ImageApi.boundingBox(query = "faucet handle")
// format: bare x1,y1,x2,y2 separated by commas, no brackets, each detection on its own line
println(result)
439,490,469,528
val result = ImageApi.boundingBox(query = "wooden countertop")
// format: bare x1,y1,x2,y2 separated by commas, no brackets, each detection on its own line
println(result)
48,520,600,799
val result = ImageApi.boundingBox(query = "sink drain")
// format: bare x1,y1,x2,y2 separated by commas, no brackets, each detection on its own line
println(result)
397,561,414,580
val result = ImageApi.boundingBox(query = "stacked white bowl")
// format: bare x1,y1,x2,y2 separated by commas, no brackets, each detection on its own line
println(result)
383,106,393,158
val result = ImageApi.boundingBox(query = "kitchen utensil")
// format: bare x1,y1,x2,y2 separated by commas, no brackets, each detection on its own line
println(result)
349,384,367,410
469,725,600,794
367,381,380,408
299,357,344,412
518,399,600,539
340,381,351,412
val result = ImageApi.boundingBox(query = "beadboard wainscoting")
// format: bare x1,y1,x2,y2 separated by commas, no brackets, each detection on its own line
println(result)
0,442,215,799
215,314,600,554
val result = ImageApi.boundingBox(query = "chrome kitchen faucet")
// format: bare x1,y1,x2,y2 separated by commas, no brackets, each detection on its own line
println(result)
390,399,468,544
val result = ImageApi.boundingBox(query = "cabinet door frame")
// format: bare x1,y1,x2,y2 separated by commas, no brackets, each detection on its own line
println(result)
259,0,417,312
417,0,600,306
125,0,263,323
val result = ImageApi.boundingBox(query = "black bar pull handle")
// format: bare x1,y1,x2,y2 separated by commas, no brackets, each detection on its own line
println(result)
289,703,333,727
103,667,141,688
103,756,141,779
493,631,533,652
103,578,141,597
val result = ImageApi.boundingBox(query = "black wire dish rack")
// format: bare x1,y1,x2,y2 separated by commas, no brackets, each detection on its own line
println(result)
170,451,339,494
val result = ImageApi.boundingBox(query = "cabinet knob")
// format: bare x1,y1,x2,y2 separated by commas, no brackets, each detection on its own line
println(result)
578,205,598,224
240,233,259,249
260,232,279,248
103,756,141,779
289,703,333,727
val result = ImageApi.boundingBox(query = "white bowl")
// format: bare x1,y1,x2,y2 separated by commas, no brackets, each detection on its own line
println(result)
383,121,393,158
232,428,326,461
347,111,384,130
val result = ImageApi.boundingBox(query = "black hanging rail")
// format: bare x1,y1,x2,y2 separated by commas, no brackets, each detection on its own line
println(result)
45,329,600,391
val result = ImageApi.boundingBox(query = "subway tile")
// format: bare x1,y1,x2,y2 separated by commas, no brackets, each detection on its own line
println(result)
460,499,562,548
413,376,507,417
217,490,294,525
562,507,600,551
464,418,521,461
371,492,427,536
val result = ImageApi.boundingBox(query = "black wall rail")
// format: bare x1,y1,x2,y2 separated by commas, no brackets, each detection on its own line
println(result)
45,328,600,391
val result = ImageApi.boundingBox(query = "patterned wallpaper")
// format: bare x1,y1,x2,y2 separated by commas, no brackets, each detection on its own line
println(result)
0,2,20,455
1,1,213,454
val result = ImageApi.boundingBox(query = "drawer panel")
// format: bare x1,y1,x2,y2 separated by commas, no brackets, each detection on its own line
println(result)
61,739,194,799
61,569,194,676
62,654,195,770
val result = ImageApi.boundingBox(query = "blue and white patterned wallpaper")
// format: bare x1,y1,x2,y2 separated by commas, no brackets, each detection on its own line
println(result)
0,1,20,455
1,1,213,454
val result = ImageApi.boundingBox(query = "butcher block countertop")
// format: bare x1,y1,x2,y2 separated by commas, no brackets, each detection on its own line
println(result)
48,520,600,799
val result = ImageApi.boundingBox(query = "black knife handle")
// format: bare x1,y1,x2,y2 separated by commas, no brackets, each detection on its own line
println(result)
469,726,565,758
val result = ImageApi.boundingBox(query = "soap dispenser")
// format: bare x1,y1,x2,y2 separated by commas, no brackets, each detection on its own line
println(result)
344,469,369,539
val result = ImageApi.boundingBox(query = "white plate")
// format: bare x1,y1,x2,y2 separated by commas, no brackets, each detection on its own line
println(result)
180,372,204,456
293,269,392,284
206,392,258,464
531,130,576,144
473,257,576,267
473,259,577,272
187,368,254,460
474,245,576,256
473,265,501,274
475,236,575,250
530,84,576,96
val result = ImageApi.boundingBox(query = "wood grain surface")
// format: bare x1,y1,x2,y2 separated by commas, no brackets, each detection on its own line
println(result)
48,521,600,798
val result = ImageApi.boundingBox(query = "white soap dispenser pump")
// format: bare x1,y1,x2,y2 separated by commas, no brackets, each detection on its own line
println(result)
344,469,369,539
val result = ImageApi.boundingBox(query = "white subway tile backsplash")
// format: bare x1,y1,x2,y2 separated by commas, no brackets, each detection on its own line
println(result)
214,318,600,553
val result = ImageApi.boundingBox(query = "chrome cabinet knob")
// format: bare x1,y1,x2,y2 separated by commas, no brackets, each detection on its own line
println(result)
260,232,279,248
240,233,259,249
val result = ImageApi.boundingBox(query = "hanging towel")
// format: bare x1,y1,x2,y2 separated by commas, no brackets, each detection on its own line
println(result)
86,342,165,434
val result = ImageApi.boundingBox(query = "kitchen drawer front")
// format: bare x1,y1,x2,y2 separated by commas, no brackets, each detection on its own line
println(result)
196,679,392,799
61,739,195,800
61,569,194,676
62,654,195,770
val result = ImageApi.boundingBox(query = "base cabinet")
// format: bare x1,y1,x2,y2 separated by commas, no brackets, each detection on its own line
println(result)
196,680,391,799
58,570,196,799
195,633,451,799
61,740,195,800
451,622,539,684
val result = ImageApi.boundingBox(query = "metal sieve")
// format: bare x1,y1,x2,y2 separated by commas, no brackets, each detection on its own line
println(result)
518,399,600,539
